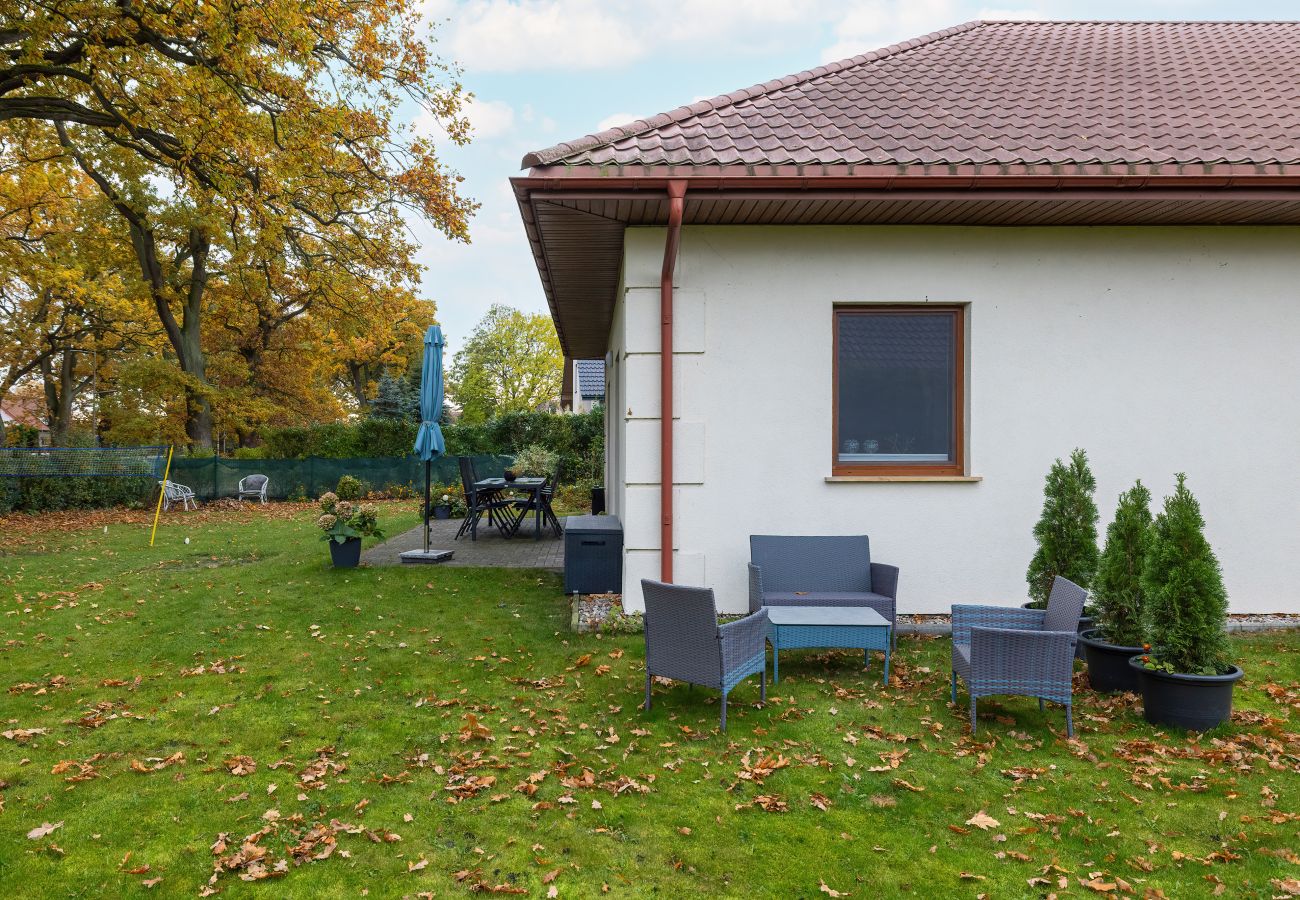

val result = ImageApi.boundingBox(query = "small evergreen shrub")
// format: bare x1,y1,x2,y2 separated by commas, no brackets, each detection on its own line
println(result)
1140,474,1230,675
1092,480,1152,647
512,444,559,477
1026,448,1100,605
335,474,364,501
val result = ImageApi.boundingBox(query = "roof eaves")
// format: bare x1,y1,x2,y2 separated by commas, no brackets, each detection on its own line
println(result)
519,20,988,170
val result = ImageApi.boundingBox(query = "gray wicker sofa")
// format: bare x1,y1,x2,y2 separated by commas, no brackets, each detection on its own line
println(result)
748,535,898,646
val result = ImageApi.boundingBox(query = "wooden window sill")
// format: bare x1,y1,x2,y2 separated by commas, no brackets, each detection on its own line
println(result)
825,474,983,483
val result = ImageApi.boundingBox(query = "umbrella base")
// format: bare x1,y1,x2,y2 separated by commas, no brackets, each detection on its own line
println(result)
399,550,455,565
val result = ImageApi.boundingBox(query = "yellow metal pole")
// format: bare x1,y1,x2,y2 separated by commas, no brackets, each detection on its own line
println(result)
150,445,173,547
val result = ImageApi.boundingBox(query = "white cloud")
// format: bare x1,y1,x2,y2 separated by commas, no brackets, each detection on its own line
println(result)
976,7,1046,20
820,0,961,63
594,112,644,132
465,97,516,139
448,0,646,73
414,95,516,142
437,0,1011,74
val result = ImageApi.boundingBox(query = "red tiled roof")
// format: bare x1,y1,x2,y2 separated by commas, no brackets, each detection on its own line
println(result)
524,21,1300,174
0,395,47,430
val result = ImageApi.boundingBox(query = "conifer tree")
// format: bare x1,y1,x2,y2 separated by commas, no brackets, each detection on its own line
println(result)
1026,448,1100,604
1092,480,1153,646
1140,474,1230,674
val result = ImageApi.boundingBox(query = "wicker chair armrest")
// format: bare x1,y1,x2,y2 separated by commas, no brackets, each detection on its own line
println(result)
969,627,1078,699
748,563,765,614
719,608,769,671
951,605,1046,645
869,563,899,600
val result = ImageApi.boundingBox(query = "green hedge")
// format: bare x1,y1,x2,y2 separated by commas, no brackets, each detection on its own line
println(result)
0,476,154,514
258,409,604,484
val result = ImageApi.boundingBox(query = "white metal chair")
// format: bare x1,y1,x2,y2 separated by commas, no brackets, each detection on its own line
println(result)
160,479,197,511
237,474,269,504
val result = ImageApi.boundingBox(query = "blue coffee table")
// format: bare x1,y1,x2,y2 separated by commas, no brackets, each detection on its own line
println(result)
767,606,891,684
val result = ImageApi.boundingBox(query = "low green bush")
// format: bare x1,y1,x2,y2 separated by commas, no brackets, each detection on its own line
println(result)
0,475,153,514
335,474,365,501
258,408,604,485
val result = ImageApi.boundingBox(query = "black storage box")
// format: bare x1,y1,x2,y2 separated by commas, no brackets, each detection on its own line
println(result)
563,515,622,594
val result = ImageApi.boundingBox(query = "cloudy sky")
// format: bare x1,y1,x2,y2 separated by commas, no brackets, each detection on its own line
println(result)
412,0,1295,355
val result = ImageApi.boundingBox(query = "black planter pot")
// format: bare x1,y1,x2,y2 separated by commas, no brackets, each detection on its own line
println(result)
329,537,363,568
1129,656,1243,731
433,505,452,520
1079,629,1143,693
1021,602,1095,659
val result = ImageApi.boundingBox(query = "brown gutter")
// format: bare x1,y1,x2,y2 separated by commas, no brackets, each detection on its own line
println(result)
513,172,1300,192
660,180,686,582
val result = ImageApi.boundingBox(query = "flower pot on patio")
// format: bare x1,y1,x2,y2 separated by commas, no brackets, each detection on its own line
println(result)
1128,656,1242,730
1021,601,1095,659
1079,629,1142,693
329,537,363,568
433,504,451,520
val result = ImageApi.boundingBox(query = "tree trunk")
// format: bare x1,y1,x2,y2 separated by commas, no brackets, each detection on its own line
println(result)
39,351,76,444
57,124,215,449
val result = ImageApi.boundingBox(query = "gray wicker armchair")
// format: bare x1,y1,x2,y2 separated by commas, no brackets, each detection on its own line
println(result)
641,579,768,731
951,576,1088,737
749,535,898,648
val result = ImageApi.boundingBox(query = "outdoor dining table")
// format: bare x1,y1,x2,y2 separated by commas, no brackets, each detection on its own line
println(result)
474,477,547,540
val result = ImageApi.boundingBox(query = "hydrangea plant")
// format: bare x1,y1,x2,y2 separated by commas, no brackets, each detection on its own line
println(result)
317,492,384,544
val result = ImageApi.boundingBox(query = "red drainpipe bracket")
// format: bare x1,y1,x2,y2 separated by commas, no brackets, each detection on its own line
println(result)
660,180,687,583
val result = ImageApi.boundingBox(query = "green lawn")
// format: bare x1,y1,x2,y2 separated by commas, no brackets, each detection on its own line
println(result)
2,504,1299,898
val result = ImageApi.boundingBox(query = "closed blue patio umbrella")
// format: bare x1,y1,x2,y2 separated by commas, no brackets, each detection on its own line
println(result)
409,325,447,560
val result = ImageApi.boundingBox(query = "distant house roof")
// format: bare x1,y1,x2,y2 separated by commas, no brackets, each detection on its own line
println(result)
525,21,1300,175
0,395,46,430
575,359,605,400
514,21,1300,357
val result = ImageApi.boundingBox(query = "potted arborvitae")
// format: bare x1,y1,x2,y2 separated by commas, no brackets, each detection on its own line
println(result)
1129,474,1242,730
1080,480,1152,693
1024,449,1101,654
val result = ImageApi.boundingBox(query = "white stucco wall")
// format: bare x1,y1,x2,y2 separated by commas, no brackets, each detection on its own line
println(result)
607,224,1300,615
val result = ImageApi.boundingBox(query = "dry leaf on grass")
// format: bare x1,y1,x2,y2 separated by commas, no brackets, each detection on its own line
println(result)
965,811,1000,831
27,821,63,840
225,755,256,776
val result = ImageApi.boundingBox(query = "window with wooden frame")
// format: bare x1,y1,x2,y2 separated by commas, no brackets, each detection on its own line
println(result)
833,306,964,476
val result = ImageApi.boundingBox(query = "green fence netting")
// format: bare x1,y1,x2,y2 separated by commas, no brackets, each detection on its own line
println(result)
168,454,513,502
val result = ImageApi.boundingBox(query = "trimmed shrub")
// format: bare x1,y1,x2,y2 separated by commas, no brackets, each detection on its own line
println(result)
1026,448,1100,605
257,408,604,485
512,444,558,478
335,474,364,501
0,476,153,514
1141,474,1230,675
1092,480,1153,647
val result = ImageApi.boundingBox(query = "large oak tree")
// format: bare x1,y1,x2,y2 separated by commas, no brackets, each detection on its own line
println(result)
1,0,475,446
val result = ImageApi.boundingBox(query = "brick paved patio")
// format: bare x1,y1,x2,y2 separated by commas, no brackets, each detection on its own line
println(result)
362,516,563,570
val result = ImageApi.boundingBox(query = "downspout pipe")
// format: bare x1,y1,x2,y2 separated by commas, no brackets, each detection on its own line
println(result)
660,180,686,582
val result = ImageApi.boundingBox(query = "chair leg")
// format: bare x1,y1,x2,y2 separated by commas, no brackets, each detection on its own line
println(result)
1039,698,1045,712
644,672,651,711
1065,703,1074,738
760,666,767,704
969,697,978,733
720,691,728,731
950,671,957,704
